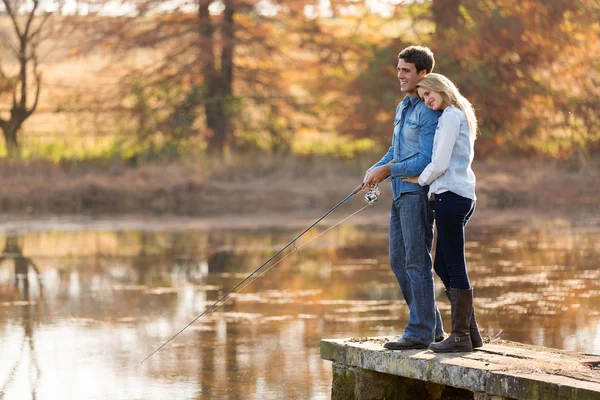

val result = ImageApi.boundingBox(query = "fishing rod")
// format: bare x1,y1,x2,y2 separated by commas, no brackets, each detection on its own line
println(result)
140,181,383,364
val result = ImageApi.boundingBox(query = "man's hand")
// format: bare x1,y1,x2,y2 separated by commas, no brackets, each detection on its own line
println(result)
401,176,419,184
363,164,391,191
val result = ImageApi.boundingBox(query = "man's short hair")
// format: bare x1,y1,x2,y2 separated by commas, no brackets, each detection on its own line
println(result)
398,46,435,74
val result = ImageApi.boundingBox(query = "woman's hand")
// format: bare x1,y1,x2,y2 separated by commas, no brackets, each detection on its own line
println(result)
401,176,419,184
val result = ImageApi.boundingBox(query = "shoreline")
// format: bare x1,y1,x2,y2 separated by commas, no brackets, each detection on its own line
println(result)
0,203,597,233
1,157,598,233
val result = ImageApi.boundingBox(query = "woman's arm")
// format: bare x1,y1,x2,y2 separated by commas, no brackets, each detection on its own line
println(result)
418,111,461,186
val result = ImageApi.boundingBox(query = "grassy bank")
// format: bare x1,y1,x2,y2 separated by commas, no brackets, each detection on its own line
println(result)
0,155,598,220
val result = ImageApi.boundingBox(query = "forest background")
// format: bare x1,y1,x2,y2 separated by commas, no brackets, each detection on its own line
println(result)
0,0,598,221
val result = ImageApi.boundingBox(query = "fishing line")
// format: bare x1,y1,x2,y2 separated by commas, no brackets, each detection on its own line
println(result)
141,182,382,364
224,203,371,304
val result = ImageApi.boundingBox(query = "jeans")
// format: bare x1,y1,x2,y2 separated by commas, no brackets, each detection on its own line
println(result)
433,191,475,290
389,188,444,344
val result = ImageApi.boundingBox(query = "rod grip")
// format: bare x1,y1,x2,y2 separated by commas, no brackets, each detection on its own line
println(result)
353,183,365,195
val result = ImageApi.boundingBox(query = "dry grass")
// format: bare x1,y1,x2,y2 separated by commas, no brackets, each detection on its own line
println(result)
0,155,598,220
473,157,600,208
0,154,358,216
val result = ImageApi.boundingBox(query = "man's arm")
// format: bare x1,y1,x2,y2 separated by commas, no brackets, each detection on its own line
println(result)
389,108,439,178
363,102,402,187
370,146,394,170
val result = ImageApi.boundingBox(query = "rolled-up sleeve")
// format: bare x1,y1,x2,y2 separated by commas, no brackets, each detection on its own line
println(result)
390,107,439,178
370,146,394,170
418,111,460,186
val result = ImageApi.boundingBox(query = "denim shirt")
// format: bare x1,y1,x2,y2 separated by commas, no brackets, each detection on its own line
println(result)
371,95,442,199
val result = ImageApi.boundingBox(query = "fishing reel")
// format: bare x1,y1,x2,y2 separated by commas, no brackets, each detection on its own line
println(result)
364,187,381,205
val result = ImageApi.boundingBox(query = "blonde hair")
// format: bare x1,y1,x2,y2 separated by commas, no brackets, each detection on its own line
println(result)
417,73,478,139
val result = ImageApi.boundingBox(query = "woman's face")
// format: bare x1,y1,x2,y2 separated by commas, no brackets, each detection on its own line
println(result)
417,87,445,111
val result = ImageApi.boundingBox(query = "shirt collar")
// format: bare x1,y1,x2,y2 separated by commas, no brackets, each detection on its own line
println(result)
401,94,422,107
409,94,422,106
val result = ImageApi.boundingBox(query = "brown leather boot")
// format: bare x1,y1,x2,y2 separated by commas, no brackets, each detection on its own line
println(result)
429,288,473,353
444,288,483,348
469,289,483,348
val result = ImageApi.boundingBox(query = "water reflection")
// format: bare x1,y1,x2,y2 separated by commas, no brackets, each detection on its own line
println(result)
0,234,43,300
0,233,42,400
0,223,598,399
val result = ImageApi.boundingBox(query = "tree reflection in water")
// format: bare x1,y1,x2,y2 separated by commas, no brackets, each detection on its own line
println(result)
0,233,42,399
0,224,598,399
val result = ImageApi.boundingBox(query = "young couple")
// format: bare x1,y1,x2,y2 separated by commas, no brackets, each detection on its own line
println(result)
363,45,481,353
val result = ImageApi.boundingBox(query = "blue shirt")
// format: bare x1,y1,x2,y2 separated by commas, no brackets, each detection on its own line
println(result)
371,95,442,199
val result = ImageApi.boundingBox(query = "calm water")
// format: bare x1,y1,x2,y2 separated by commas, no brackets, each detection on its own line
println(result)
0,219,599,399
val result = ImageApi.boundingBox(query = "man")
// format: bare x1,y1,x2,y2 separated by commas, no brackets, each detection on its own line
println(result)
363,45,444,349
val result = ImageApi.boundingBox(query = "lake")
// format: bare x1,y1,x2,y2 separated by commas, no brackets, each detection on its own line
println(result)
1,217,599,399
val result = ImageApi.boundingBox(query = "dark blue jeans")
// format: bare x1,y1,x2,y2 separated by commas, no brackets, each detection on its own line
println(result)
389,188,444,344
433,191,475,290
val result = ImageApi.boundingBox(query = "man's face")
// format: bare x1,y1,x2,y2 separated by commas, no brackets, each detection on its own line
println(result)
397,59,427,96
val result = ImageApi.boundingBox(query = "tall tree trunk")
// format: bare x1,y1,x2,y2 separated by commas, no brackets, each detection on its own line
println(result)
221,0,234,97
2,122,20,158
199,0,219,151
199,0,235,155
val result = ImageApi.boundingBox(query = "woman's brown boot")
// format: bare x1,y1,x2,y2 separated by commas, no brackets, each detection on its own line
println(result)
429,288,473,353
469,289,483,348
444,288,483,348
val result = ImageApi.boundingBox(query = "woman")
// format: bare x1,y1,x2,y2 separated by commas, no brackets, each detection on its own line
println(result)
402,73,482,353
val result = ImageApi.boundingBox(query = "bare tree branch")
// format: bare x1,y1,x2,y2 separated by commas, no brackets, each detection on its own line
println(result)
23,0,40,39
2,0,23,38
0,32,19,57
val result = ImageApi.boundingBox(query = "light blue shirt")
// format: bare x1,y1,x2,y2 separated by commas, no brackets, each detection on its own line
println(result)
418,106,476,200
371,95,442,199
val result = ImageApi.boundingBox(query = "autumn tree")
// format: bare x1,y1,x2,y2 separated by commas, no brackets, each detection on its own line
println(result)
62,0,599,159
66,0,401,158
317,0,600,158
69,0,327,157
0,0,54,158
428,0,600,156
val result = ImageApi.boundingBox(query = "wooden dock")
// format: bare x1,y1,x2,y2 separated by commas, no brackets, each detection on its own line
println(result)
320,336,600,400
